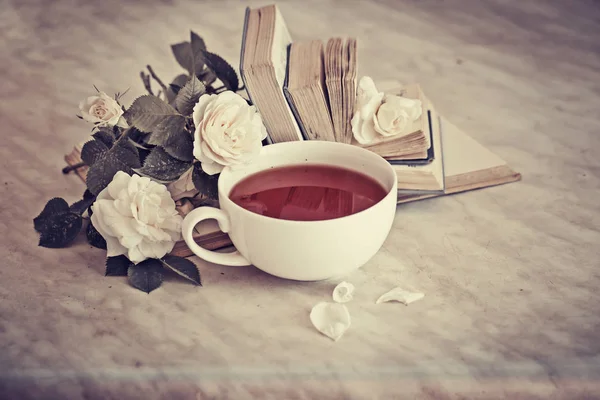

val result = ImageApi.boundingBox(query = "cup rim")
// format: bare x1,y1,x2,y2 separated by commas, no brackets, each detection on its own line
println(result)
217,141,397,225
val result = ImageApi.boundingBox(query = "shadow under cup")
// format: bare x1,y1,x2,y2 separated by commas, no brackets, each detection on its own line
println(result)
186,141,398,281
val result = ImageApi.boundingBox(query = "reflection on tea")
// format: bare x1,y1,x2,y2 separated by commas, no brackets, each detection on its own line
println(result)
229,164,387,221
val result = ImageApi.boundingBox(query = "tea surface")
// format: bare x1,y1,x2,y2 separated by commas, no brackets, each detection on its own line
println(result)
229,164,387,221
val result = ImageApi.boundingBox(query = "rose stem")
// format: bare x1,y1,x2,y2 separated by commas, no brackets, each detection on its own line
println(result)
146,65,168,94
62,162,86,174
140,71,153,95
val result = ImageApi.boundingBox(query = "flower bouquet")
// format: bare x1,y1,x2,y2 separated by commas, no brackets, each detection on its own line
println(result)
33,31,266,293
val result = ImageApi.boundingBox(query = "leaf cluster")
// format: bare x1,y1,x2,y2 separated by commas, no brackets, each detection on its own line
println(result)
34,195,202,294
169,31,240,95
33,191,98,249
34,28,244,293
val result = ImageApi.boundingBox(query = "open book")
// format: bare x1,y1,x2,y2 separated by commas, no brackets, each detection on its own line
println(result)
240,4,303,142
392,106,445,193
325,38,357,144
397,117,521,203
282,38,358,144
64,116,520,257
283,40,336,142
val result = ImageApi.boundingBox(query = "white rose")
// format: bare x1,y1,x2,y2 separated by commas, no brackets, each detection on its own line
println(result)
351,76,422,144
192,91,267,175
78,91,127,127
90,171,183,264
167,167,198,201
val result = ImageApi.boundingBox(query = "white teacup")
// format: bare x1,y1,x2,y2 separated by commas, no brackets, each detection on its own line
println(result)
182,140,397,281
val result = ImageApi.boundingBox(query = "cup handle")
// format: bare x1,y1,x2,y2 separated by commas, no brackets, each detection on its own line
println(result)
181,207,252,267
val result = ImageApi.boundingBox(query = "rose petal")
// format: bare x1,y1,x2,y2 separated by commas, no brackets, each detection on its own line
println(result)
78,92,123,127
90,204,127,258
351,78,385,144
375,287,424,305
309,302,351,341
360,117,378,143
167,167,198,201
116,116,129,128
127,245,146,264
192,90,266,173
192,94,214,126
383,95,423,121
360,92,383,121
374,107,410,137
355,76,380,107
332,281,355,303
90,172,182,265
201,160,224,175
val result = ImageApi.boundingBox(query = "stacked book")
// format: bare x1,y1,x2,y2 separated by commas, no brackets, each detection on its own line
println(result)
239,4,520,198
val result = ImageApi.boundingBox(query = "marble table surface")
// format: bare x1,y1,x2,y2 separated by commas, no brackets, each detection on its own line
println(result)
2,0,600,398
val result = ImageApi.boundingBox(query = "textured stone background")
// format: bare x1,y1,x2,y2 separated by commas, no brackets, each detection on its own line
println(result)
1,0,600,398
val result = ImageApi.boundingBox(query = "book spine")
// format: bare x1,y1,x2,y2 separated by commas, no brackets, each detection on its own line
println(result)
282,43,308,140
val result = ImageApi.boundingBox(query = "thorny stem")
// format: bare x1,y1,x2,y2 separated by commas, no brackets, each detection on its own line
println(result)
146,65,168,95
62,162,87,174
212,85,245,95
140,71,153,95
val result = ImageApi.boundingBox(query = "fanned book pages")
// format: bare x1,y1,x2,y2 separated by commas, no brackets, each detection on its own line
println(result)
284,40,336,142
324,37,357,144
240,4,303,143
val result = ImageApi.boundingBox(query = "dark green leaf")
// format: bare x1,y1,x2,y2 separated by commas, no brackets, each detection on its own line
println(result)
92,128,116,148
190,31,207,74
137,147,152,167
34,198,69,232
87,221,107,249
146,115,193,162
146,115,184,145
135,146,192,182
69,191,96,216
123,95,181,133
92,126,121,148
38,212,83,248
128,259,164,293
167,75,190,103
171,42,194,75
169,84,182,95
81,139,109,166
161,255,202,285
164,129,194,162
192,163,219,200
166,74,189,104
172,74,189,87
174,75,206,116
198,68,218,86
128,138,153,151
106,255,131,276
127,127,150,144
86,136,141,195
83,189,95,200
171,33,206,75
201,50,239,91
